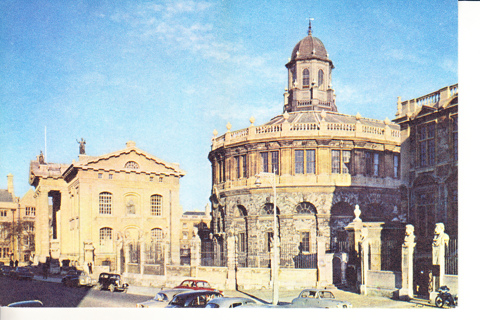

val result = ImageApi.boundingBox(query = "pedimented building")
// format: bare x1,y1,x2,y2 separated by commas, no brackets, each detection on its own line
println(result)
29,141,185,270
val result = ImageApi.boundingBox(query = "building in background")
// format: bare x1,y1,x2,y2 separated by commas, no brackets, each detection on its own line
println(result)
208,25,403,281
0,174,36,265
393,85,458,251
29,141,186,272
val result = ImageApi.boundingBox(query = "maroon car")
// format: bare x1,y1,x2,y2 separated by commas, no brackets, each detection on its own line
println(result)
174,280,222,293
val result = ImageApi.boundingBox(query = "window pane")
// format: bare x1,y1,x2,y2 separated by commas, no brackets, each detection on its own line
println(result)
306,150,315,174
301,232,310,252
428,139,435,165
318,69,324,86
261,152,269,173
151,195,162,216
373,153,379,176
302,69,310,87
271,151,279,174
235,156,241,179
99,192,112,215
242,155,248,178
342,151,351,174
295,150,304,174
332,150,340,174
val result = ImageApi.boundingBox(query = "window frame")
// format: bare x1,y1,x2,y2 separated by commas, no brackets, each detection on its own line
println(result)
300,232,310,252
302,69,310,88
151,194,163,216
99,192,112,215
295,149,316,175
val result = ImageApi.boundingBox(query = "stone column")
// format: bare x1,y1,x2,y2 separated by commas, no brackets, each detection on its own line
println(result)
399,225,416,301
359,227,369,295
316,238,329,288
430,223,449,301
34,188,50,263
190,228,201,278
140,240,146,275
124,242,131,274
225,230,237,290
340,253,349,286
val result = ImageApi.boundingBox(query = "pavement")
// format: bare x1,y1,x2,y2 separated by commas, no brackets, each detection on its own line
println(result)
33,274,436,308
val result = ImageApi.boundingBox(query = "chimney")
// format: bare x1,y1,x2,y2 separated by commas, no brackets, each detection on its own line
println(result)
7,173,14,197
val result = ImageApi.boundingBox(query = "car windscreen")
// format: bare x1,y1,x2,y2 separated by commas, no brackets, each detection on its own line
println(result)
170,296,187,306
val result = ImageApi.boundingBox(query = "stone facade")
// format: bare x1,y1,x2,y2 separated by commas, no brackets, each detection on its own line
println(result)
393,85,458,251
208,26,402,284
29,141,185,270
0,174,36,265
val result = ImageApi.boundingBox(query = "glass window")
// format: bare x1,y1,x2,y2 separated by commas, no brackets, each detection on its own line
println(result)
302,69,310,87
300,232,310,252
99,227,112,246
238,232,246,253
394,155,399,178
0,210,6,217
306,150,315,174
242,155,248,178
151,228,163,241
295,202,317,214
151,195,162,216
271,151,279,174
25,207,36,216
125,161,139,169
261,152,269,173
318,69,324,86
261,203,279,215
373,153,379,176
342,151,351,174
418,122,435,167
235,156,241,179
99,192,112,215
267,232,274,252
332,150,340,173
98,173,103,179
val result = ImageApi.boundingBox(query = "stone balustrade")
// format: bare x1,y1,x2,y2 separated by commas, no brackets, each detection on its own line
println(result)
396,84,458,118
212,114,400,150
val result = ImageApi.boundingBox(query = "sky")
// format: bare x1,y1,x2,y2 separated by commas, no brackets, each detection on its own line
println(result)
0,0,458,211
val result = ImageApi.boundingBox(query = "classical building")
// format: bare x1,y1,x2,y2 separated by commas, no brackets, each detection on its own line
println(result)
208,25,403,273
393,85,458,251
0,174,36,265
29,141,186,271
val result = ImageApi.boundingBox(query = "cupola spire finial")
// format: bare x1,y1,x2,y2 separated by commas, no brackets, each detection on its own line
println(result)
308,17,314,35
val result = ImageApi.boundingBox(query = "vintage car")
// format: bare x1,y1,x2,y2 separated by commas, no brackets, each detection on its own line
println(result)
166,290,223,308
136,288,193,308
61,270,93,287
95,273,129,292
205,297,258,308
6,300,44,307
291,289,352,308
0,266,13,276
9,267,34,280
174,279,221,293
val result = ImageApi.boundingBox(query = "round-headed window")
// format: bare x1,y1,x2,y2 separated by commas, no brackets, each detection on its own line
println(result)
295,202,317,214
124,161,139,169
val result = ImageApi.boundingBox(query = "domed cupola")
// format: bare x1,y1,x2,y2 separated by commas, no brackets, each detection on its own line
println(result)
290,27,329,62
284,21,337,113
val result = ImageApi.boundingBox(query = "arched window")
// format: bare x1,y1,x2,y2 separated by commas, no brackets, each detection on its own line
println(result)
318,69,324,86
302,69,310,87
237,205,247,217
99,227,113,246
295,202,317,214
151,194,163,216
261,203,280,215
99,192,112,215
124,161,139,169
151,228,163,242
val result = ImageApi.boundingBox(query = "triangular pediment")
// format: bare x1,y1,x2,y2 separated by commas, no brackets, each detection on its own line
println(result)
67,143,185,177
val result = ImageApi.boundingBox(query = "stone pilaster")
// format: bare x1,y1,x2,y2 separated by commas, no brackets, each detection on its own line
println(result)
399,224,416,300
225,231,237,290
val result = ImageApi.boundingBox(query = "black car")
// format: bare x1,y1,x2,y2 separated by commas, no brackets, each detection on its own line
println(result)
166,290,223,308
10,267,34,280
62,270,93,287
95,273,128,292
0,266,13,276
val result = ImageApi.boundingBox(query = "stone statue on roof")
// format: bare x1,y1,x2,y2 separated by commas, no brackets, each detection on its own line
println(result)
77,138,86,155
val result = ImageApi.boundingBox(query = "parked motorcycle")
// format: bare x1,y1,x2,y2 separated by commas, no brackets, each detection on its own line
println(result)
434,286,457,308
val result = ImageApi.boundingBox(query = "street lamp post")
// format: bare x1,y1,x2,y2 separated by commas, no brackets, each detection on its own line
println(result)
255,171,279,305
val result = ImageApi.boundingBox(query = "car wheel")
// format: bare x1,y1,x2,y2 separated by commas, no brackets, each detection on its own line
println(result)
435,296,444,308
109,284,115,292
